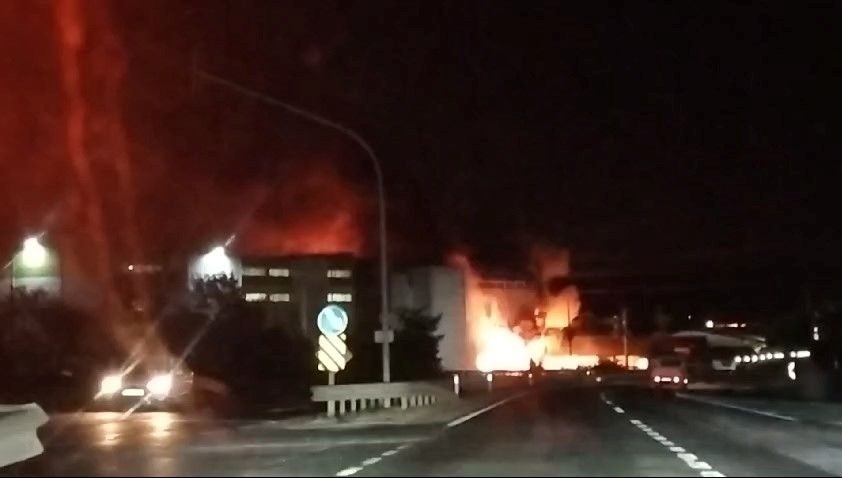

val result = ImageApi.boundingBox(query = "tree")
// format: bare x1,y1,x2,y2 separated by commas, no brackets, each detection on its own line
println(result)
390,308,442,381
159,276,314,403
0,291,120,407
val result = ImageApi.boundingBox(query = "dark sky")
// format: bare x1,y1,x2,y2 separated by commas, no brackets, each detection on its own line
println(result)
175,1,841,275
3,1,842,283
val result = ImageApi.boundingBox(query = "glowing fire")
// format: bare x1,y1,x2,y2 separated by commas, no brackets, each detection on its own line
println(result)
450,247,584,372
234,160,367,256
449,252,547,373
476,326,532,372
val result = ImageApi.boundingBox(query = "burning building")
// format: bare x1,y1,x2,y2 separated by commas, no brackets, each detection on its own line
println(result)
392,249,590,373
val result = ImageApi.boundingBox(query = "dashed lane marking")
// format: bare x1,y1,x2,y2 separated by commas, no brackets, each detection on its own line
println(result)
336,466,363,476
601,395,727,477
361,457,382,466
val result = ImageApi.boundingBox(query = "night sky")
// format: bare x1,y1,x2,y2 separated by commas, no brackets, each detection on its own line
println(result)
2,1,841,290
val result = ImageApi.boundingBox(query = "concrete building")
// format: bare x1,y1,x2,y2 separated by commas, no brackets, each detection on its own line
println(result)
188,250,360,338
391,266,468,371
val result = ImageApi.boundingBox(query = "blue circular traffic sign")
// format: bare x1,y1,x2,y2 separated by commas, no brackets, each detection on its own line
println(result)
317,304,348,336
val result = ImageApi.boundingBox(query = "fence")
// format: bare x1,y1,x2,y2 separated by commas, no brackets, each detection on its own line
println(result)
311,380,455,417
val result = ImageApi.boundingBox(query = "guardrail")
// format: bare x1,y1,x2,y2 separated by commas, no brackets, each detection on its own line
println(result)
0,403,49,468
311,380,454,417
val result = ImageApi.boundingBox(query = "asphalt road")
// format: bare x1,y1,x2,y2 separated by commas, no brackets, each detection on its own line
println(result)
5,385,842,476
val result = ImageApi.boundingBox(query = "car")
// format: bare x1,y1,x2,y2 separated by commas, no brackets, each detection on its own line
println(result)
95,363,193,410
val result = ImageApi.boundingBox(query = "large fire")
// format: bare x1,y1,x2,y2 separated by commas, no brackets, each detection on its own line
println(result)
449,252,548,372
449,247,583,372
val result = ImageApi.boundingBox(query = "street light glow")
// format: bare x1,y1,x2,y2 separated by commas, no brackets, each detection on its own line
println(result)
197,245,233,276
20,236,47,269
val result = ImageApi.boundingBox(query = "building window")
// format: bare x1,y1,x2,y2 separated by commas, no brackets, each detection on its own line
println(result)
327,292,352,303
242,267,266,277
327,269,352,279
268,268,290,277
244,293,267,302
269,293,290,302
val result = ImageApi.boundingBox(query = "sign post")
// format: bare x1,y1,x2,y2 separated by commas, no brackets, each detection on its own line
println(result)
316,304,353,417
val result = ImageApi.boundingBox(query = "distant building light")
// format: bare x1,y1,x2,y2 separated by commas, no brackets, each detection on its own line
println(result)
269,293,290,302
705,320,714,329
327,292,352,303
127,264,162,274
244,293,267,302
327,269,352,279
269,268,290,277
242,267,266,277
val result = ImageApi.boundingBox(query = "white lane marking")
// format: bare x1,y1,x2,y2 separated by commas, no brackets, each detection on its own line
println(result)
676,393,797,422
397,443,411,450
336,467,363,476
361,457,382,466
446,393,527,428
603,397,725,475
626,419,726,476
381,449,398,457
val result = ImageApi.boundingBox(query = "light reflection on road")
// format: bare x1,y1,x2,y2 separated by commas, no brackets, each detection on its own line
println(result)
148,412,173,440
91,412,179,445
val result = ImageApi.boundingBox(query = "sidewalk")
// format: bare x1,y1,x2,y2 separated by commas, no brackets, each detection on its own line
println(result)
259,389,529,430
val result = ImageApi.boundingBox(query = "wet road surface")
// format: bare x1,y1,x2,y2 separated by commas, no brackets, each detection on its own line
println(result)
4,385,842,476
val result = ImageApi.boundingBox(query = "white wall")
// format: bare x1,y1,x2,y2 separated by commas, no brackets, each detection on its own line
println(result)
392,266,469,371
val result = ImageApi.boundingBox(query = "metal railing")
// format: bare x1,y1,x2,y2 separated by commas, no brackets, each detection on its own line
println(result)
311,380,454,417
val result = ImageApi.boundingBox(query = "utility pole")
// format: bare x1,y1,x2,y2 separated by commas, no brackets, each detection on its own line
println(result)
621,307,629,369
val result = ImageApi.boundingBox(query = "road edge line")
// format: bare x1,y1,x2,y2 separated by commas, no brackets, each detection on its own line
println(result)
676,393,797,422
445,392,528,428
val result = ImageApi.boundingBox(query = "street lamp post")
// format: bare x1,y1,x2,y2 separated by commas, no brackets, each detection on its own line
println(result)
193,68,392,382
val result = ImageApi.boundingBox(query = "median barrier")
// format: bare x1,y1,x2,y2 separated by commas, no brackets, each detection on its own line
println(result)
0,403,48,468
311,380,455,417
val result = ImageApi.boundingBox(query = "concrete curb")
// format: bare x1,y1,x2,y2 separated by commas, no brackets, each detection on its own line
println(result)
0,403,49,468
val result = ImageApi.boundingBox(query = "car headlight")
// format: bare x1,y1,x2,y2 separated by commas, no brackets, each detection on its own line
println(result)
146,373,173,396
100,374,123,395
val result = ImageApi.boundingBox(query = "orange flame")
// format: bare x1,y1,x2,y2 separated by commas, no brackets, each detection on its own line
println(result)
448,252,544,372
